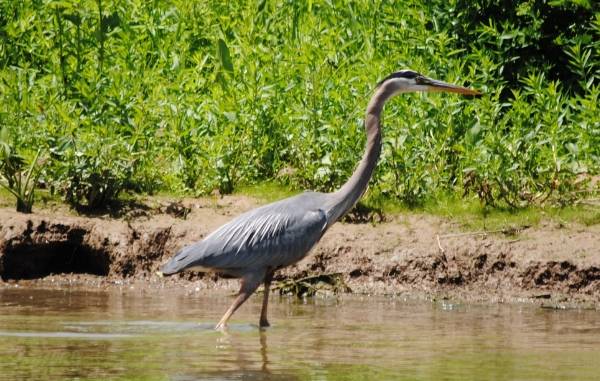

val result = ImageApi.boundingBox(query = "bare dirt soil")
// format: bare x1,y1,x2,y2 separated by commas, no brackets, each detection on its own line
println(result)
1,195,599,307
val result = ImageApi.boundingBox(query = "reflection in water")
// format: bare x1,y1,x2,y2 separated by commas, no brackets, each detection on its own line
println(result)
171,329,297,381
212,328,271,373
1,287,599,381
260,330,269,373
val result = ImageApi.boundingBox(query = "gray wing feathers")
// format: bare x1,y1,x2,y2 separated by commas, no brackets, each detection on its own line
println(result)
163,194,329,274
214,212,292,255
201,207,327,269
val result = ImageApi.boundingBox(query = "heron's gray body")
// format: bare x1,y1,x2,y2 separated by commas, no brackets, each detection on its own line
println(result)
161,192,333,277
158,70,479,329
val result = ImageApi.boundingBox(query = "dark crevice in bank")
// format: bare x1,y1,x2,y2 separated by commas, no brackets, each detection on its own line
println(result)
1,226,110,280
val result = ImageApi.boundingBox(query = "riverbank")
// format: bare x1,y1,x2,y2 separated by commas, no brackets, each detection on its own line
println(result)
0,195,599,308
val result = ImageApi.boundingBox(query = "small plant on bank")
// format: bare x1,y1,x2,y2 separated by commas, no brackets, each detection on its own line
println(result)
58,140,134,211
0,127,44,213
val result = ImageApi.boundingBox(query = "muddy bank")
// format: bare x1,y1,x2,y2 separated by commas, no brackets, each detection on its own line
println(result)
0,196,599,306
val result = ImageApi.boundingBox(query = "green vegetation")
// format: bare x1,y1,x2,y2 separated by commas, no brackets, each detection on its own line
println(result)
0,0,598,213
422,193,600,231
0,127,44,212
234,181,298,203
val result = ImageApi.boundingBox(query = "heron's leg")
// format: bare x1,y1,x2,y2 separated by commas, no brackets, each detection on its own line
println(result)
259,270,275,328
215,271,263,331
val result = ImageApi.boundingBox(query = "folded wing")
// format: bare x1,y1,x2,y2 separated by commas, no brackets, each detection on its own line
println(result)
161,194,329,275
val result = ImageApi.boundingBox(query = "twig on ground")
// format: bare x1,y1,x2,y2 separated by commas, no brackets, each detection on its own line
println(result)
577,199,600,206
438,230,502,239
436,234,445,254
438,225,529,240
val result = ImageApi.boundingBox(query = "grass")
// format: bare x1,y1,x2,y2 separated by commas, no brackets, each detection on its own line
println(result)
234,181,300,203
0,187,63,211
423,194,544,231
359,190,600,232
428,195,600,232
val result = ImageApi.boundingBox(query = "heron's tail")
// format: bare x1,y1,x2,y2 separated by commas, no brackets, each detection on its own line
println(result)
158,242,204,277
159,257,185,277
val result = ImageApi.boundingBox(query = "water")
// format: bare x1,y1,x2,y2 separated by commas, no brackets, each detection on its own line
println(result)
0,287,599,380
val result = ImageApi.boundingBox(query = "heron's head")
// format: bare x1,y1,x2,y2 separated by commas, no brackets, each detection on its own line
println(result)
377,70,480,96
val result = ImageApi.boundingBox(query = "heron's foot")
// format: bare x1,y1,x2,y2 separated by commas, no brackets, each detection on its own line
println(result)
214,322,227,331
259,319,270,328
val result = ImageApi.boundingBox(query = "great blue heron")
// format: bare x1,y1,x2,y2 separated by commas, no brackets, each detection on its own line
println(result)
159,70,480,329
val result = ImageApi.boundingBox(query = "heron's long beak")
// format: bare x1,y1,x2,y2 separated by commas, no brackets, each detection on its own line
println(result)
156,271,164,278
419,76,481,95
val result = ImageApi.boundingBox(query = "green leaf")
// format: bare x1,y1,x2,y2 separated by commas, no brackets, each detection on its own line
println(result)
257,0,266,13
217,38,234,74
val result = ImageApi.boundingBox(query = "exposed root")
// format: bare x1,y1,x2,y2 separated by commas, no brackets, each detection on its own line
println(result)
272,273,351,297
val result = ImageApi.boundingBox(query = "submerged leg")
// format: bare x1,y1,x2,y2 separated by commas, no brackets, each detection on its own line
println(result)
259,270,275,328
215,271,264,330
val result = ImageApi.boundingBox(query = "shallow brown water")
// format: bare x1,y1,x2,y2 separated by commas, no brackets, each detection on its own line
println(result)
0,286,599,380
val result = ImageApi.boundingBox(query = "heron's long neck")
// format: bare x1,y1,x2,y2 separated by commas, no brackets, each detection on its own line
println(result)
326,85,395,222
